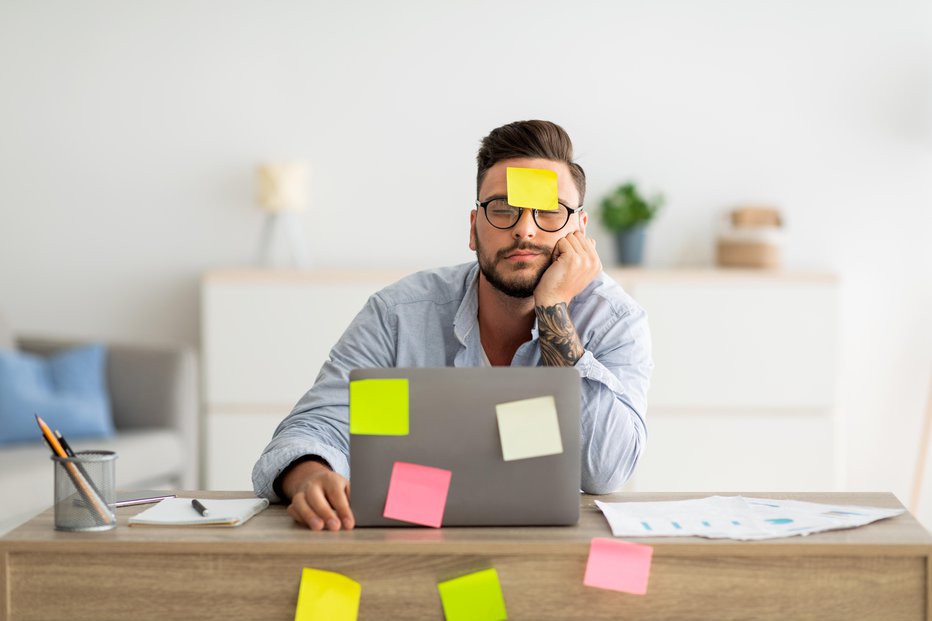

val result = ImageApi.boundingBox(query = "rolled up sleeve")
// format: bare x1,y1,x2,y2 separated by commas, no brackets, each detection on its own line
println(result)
574,301,652,494
252,294,397,502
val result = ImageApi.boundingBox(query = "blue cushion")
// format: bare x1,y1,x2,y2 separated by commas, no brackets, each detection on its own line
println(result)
0,344,114,446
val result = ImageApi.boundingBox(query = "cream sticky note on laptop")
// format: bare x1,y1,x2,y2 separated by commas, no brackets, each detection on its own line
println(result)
437,568,508,621
495,395,563,461
349,378,409,435
295,568,361,621
506,167,559,211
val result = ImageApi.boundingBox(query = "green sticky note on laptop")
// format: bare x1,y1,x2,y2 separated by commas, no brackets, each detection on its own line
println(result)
506,166,558,211
349,378,409,435
437,568,508,621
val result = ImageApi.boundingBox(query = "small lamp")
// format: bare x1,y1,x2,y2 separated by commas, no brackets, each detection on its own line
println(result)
255,161,311,267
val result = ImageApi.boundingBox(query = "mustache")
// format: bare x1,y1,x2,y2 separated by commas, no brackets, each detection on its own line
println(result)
495,242,553,261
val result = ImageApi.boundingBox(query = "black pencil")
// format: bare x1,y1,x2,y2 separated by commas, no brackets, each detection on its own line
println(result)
55,429,107,503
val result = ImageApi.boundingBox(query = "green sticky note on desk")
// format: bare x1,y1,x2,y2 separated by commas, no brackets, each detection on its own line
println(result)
349,378,409,435
437,568,508,621
294,568,360,621
506,167,558,211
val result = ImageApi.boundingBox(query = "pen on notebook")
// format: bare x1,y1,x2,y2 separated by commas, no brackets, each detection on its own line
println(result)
192,498,209,517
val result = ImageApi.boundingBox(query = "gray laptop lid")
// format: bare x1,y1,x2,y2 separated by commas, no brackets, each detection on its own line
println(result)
349,367,581,527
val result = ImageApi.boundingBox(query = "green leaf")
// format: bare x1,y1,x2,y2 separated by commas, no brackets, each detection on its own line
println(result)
598,181,663,231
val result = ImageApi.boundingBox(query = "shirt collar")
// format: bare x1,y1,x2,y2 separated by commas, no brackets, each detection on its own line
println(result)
453,262,542,345
453,262,481,345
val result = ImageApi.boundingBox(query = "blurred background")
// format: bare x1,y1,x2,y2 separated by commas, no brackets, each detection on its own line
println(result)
1,1,930,525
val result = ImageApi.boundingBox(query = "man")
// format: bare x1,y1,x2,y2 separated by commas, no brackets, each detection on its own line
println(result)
253,120,652,531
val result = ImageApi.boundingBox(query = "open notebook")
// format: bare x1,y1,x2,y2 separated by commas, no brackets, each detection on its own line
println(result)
128,497,269,527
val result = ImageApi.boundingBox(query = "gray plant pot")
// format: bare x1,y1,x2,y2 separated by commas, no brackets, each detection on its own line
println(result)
614,225,647,265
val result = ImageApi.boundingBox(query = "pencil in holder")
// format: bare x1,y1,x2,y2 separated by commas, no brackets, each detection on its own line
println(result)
52,450,117,531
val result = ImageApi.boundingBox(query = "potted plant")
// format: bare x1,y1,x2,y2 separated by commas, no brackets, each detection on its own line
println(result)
598,182,664,265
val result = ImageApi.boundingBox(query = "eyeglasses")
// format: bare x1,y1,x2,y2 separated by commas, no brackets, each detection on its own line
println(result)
476,198,582,233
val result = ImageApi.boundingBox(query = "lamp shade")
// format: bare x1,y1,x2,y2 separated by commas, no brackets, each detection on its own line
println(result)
256,161,309,213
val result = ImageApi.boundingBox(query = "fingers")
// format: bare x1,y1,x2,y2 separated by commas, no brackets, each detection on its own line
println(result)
561,231,586,255
553,233,583,260
579,234,601,269
557,233,599,269
535,232,602,307
568,232,601,270
325,475,355,530
558,231,595,256
288,473,355,531
288,489,325,530
308,483,344,530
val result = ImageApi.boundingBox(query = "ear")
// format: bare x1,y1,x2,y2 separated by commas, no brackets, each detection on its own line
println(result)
579,210,589,236
468,209,478,251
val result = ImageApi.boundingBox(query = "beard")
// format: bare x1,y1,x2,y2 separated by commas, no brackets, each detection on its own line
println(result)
474,233,554,299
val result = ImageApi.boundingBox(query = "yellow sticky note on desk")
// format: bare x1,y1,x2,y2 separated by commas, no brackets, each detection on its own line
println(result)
495,395,563,461
349,378,409,435
506,167,558,211
294,568,360,621
437,568,508,621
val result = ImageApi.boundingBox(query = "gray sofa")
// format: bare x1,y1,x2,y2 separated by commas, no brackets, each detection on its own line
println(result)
0,317,198,534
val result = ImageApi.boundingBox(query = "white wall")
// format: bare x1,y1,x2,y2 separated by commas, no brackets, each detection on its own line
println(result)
1,1,931,513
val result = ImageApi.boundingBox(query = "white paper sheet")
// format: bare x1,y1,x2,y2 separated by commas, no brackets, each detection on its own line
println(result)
595,496,904,541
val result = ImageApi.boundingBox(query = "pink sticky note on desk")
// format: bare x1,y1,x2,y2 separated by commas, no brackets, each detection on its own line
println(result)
584,537,653,595
383,461,452,528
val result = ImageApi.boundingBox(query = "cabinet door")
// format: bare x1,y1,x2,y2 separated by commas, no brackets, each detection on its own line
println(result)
612,273,841,491
203,278,394,407
630,412,838,492
206,411,285,490
629,280,838,409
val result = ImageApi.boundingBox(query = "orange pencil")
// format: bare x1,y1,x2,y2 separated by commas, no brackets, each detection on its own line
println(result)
35,414,112,525
35,414,69,458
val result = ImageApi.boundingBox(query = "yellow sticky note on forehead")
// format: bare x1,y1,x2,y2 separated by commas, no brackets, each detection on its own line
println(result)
506,167,559,211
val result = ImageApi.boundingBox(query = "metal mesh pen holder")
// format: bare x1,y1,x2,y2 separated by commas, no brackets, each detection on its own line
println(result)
52,450,117,531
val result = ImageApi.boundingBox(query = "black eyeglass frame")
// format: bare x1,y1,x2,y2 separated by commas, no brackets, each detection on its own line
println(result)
475,198,583,233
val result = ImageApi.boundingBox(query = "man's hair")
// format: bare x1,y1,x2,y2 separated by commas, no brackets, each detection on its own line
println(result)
476,120,586,205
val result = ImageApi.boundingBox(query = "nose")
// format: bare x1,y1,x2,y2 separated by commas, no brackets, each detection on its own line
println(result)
512,208,537,240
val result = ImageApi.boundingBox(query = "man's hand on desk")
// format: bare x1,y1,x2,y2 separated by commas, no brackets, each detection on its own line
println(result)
282,460,355,531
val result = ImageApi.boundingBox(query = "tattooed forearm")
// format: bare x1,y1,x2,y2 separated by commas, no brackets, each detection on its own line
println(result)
536,302,584,367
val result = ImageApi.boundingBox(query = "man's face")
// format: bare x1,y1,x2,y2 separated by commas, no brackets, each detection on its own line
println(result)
470,157,587,298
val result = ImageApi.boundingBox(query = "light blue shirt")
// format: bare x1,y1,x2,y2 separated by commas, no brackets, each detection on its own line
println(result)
252,262,652,501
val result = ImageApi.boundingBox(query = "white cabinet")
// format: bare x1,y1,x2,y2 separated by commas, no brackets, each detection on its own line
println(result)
201,270,402,490
632,413,837,492
202,268,839,492
609,269,839,492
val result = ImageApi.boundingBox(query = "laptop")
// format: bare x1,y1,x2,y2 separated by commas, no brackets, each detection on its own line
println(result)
349,367,581,527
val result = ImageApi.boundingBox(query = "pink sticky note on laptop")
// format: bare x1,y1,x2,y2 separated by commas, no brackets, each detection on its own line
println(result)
383,461,452,528
583,538,653,595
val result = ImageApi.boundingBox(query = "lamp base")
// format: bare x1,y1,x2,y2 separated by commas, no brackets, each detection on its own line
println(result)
256,212,310,268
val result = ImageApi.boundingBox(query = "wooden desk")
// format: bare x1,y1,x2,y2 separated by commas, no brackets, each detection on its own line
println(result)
1,492,930,620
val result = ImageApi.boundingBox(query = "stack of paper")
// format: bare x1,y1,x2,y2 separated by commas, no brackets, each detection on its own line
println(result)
595,496,904,541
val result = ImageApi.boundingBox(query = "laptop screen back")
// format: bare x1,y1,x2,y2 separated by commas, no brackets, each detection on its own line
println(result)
349,367,581,527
